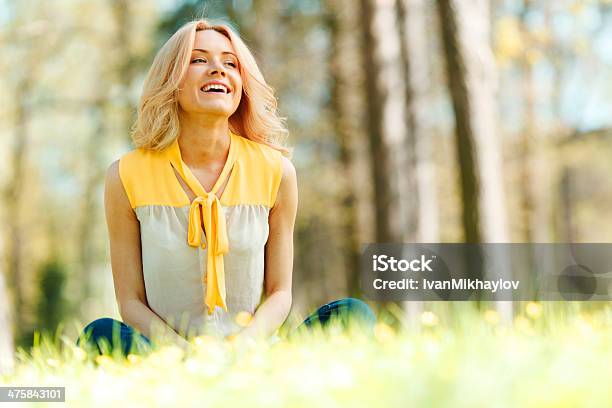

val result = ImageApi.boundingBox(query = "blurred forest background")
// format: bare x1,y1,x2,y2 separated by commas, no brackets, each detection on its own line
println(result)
1,0,611,359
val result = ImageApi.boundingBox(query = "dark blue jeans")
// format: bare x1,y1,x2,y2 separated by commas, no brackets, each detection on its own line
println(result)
77,297,376,357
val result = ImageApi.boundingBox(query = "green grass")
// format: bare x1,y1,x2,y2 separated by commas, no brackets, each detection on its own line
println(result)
2,303,611,407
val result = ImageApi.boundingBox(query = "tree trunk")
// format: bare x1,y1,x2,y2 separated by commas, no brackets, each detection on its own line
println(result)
324,0,369,297
78,0,136,303
0,269,15,375
518,0,553,244
360,0,407,243
4,77,32,341
77,101,106,302
558,168,576,242
436,0,512,320
397,0,439,322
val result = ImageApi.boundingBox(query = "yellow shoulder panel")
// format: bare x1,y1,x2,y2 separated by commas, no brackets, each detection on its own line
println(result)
118,148,189,208
221,136,283,207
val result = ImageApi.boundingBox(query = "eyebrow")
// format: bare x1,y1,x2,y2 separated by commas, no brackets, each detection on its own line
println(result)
192,48,237,58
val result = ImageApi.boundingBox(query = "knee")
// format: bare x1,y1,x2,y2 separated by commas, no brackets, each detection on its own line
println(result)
79,317,122,342
332,297,377,325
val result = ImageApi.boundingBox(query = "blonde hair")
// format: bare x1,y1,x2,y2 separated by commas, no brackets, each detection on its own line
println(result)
131,19,290,156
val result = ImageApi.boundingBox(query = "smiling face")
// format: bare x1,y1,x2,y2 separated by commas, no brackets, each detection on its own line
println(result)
177,29,243,119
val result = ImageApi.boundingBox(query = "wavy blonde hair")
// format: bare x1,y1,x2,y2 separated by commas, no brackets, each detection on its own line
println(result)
131,19,290,156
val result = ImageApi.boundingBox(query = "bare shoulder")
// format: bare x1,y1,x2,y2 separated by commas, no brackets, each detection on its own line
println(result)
105,160,123,197
272,156,298,212
106,159,120,180
104,159,133,214
280,156,297,184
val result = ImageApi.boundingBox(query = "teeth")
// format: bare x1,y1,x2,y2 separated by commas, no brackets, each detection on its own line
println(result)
202,83,229,93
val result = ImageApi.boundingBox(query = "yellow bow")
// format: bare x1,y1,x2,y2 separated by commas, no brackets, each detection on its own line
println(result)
188,193,229,315
166,135,237,316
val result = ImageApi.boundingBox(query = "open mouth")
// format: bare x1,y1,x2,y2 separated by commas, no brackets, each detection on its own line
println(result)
200,83,230,94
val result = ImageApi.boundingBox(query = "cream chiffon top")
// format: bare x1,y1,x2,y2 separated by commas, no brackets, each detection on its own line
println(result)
118,132,283,338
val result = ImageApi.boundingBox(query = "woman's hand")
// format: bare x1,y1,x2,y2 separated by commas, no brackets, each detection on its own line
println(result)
174,335,191,351
105,160,186,344
226,157,298,341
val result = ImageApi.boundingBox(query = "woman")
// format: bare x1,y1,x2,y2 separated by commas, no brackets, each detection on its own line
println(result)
77,19,375,356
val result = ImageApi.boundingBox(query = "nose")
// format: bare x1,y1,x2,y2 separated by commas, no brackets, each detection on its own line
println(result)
207,60,226,77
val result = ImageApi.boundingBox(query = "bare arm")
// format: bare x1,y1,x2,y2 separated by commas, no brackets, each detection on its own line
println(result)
234,156,298,341
105,160,189,349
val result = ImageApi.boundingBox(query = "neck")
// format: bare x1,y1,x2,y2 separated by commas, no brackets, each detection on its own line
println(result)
178,111,231,166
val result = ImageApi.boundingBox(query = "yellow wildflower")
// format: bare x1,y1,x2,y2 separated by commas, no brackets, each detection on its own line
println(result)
484,309,500,325
374,323,395,343
420,311,439,327
525,302,543,319
235,311,253,327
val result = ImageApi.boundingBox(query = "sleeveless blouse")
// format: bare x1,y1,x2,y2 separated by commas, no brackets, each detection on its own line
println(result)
118,132,283,338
